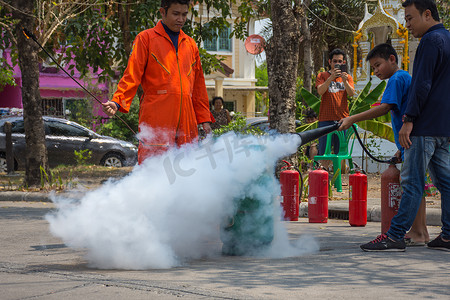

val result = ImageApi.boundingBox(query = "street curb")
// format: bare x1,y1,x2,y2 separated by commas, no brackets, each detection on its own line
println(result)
0,191,89,203
0,191,52,202
299,199,442,226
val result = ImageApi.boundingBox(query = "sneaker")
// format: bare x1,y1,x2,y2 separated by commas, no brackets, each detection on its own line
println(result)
360,234,406,252
427,234,450,251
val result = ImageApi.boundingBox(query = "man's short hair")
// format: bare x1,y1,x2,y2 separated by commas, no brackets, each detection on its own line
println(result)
402,0,440,22
366,43,399,63
329,48,346,60
161,0,191,12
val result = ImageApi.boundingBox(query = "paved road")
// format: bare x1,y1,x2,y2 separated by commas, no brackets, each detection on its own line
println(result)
1,201,449,300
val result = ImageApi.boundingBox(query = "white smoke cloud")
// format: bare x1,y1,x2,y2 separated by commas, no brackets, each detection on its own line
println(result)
46,132,319,270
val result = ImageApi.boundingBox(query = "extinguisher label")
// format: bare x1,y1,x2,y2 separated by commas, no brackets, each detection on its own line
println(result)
388,183,402,209
309,197,317,204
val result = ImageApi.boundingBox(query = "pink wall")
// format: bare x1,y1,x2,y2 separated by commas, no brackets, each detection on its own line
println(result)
0,78,22,108
1,50,111,116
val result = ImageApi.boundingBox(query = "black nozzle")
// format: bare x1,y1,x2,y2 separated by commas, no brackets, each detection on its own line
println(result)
388,156,401,165
22,28,37,40
296,121,340,146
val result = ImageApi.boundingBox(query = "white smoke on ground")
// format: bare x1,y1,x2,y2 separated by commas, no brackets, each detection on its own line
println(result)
46,132,319,270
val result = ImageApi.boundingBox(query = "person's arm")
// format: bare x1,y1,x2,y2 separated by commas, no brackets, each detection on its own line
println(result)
226,109,231,124
400,39,439,149
317,70,338,96
111,33,149,113
191,42,212,125
339,103,393,130
404,39,438,119
341,72,355,97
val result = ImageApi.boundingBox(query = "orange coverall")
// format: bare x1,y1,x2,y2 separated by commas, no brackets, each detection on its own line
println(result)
112,21,211,164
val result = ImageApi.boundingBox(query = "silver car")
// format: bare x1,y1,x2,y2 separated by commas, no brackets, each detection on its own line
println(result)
0,116,137,172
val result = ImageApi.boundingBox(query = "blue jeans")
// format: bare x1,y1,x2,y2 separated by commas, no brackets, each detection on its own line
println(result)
318,121,341,155
387,136,450,240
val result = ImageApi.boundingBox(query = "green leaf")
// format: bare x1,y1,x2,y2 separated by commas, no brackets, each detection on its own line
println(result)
300,88,321,115
349,81,371,114
351,81,387,115
357,120,395,143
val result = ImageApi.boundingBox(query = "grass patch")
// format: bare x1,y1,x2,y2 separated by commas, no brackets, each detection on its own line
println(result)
0,165,133,192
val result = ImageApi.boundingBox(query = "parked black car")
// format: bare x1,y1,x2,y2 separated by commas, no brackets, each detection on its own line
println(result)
0,116,138,172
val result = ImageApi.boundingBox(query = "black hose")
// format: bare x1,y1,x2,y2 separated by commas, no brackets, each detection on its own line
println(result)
351,124,399,165
294,166,304,204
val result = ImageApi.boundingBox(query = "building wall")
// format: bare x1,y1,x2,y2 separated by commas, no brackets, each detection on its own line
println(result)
199,2,260,116
0,50,109,119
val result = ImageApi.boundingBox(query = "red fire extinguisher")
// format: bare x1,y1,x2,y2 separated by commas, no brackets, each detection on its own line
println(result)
381,163,401,233
349,170,368,226
308,169,328,223
280,160,300,221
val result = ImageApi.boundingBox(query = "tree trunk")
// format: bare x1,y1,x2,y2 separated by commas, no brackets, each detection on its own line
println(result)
13,0,51,186
266,0,302,170
300,0,313,92
118,1,132,57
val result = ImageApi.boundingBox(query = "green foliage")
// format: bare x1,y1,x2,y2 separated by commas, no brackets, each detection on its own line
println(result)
65,99,94,129
74,149,92,166
349,81,386,115
300,88,321,116
97,98,139,143
39,165,75,191
198,48,225,75
437,0,450,29
0,58,16,91
212,113,265,137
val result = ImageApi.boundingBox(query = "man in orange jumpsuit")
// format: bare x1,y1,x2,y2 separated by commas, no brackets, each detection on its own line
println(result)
102,0,212,164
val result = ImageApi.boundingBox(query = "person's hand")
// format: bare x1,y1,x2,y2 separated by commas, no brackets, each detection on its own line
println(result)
330,67,340,80
399,122,413,149
102,101,118,117
394,150,402,163
202,122,212,135
338,117,353,131
341,72,349,82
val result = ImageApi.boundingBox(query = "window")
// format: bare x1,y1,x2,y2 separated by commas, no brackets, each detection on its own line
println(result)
46,120,90,137
1,120,25,134
42,98,64,116
204,24,232,52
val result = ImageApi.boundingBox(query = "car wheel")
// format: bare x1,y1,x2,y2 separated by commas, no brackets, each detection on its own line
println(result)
0,153,18,172
101,153,124,168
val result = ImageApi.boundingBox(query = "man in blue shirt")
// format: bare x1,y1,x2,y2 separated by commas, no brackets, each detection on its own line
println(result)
361,0,450,252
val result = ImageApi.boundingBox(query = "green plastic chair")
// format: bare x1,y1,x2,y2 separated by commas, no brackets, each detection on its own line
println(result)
314,125,358,192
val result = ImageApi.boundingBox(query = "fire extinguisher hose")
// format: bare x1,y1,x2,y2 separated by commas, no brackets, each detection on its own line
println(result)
351,124,399,165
